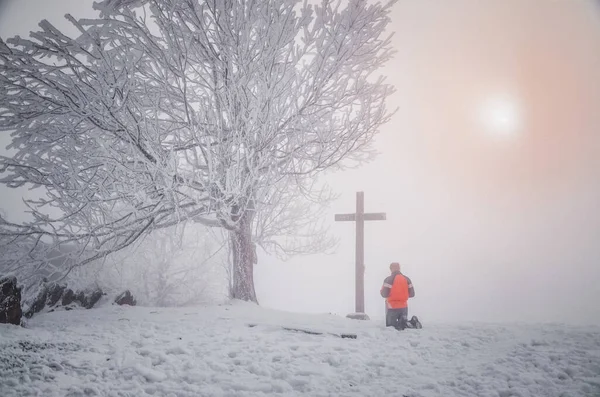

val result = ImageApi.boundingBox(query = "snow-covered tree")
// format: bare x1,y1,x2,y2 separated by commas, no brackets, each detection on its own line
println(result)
0,0,396,302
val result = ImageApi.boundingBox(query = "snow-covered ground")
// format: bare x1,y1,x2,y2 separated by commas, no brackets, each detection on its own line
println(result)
1,302,599,397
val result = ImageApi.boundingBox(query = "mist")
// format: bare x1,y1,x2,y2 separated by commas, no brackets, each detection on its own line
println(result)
1,0,599,326
259,0,600,325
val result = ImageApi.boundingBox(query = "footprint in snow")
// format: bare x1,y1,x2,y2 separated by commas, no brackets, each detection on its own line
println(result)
165,346,188,355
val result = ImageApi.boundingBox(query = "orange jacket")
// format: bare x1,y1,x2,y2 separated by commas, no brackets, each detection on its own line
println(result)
380,271,415,309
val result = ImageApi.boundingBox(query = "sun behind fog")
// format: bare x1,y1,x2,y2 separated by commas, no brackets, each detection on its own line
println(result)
478,96,522,138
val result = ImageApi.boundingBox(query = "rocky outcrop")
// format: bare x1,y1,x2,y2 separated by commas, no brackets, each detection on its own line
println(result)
24,282,49,318
114,290,136,306
23,282,104,318
77,288,103,309
0,276,22,325
46,284,67,307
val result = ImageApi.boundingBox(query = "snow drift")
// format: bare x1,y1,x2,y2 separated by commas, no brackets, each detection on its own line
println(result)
1,302,599,396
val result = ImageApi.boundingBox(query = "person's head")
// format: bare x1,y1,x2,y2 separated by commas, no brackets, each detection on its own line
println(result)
390,262,400,273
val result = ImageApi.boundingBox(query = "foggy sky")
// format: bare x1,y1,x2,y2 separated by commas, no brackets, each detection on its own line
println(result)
1,0,599,325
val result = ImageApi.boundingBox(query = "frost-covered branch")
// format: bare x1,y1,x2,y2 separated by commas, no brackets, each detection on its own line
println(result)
0,0,397,298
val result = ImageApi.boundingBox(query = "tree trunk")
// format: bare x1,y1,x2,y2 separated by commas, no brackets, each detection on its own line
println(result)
229,210,258,303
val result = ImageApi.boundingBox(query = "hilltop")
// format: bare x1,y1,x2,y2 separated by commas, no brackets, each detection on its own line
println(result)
1,301,599,397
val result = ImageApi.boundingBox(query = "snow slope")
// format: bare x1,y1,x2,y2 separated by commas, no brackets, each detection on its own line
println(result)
1,302,599,397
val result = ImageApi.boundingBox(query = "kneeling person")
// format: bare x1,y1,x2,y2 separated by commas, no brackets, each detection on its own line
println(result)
380,262,415,330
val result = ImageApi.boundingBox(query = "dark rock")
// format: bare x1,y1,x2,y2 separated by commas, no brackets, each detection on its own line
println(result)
75,291,86,305
78,288,103,309
0,276,22,325
24,283,49,319
23,281,65,318
24,282,103,318
114,290,136,306
46,283,67,307
61,288,76,306
87,289,103,308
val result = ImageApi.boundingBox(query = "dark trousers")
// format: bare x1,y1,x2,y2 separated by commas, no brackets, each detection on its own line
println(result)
386,307,408,330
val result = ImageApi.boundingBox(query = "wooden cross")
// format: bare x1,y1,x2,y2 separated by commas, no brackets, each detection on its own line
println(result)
335,191,386,315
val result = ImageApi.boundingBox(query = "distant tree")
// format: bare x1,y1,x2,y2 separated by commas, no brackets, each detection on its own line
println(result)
0,0,396,302
67,222,228,306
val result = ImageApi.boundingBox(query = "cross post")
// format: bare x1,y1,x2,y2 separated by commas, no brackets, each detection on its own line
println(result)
335,191,386,319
